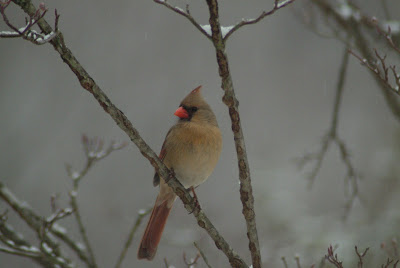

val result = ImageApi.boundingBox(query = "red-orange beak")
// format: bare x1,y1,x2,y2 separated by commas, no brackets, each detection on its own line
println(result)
174,106,189,119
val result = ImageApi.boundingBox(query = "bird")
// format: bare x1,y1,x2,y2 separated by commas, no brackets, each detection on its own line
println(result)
137,85,222,260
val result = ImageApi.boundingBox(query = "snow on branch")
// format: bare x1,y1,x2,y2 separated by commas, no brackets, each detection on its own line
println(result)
349,49,400,96
0,0,59,45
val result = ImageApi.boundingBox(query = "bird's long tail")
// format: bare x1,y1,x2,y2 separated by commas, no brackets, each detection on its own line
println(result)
137,195,174,260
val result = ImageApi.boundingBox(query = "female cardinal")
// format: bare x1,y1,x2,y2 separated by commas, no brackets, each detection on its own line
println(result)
138,85,222,260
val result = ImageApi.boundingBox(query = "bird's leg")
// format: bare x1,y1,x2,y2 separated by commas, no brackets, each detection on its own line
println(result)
189,186,201,214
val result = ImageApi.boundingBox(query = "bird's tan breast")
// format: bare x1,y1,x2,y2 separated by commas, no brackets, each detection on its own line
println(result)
163,123,222,188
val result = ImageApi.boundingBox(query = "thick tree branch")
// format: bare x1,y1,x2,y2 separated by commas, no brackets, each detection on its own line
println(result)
204,1,261,267
3,0,246,266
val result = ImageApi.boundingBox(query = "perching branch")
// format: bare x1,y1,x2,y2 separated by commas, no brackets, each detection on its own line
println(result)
2,1,247,266
154,0,281,266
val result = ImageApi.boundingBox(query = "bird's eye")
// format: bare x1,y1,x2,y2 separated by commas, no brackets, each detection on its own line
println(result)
191,107,198,112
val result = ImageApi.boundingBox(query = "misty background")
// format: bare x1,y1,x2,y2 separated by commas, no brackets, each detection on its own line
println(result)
1,0,399,267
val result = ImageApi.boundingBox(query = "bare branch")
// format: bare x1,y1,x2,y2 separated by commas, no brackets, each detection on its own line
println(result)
0,182,92,266
153,0,212,41
373,20,400,54
0,191,74,268
223,0,297,41
381,238,400,261
183,251,201,267
381,258,399,268
294,254,302,268
0,1,57,44
203,0,260,266
355,246,369,267
194,242,212,268
66,135,127,268
325,245,343,268
115,208,152,268
298,46,361,219
348,49,400,96
281,256,289,268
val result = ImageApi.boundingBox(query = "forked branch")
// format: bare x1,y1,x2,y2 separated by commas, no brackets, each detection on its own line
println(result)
297,47,360,220
349,49,400,96
0,0,58,44
223,0,296,41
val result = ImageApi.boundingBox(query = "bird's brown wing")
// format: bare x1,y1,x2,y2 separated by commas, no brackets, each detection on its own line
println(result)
153,128,173,186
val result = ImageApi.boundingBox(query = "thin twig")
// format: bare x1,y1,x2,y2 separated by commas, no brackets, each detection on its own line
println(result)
295,254,302,268
311,0,400,124
164,257,170,268
325,245,343,268
224,0,297,41
183,251,201,267
69,198,95,267
374,22,400,54
115,208,152,268
66,136,127,268
194,242,212,268
281,256,289,268
0,1,57,44
298,46,360,219
153,0,212,41
348,49,400,96
0,182,73,265
355,246,369,268
381,258,399,268
0,245,39,258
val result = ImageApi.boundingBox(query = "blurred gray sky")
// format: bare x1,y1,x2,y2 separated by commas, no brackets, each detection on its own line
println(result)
1,0,399,267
